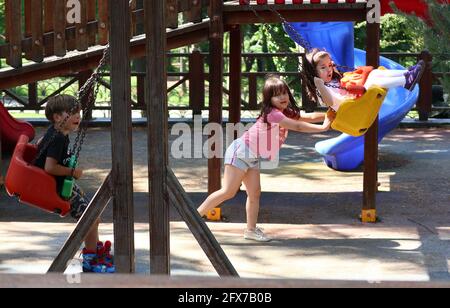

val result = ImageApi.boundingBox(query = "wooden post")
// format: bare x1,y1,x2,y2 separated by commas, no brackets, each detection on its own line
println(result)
418,51,433,121
362,20,380,223
78,70,94,120
28,83,38,109
0,124,3,187
144,0,170,275
167,169,239,277
229,25,242,126
189,50,205,117
43,0,54,56
109,0,135,273
75,0,89,51
5,0,23,68
208,0,224,195
53,0,66,57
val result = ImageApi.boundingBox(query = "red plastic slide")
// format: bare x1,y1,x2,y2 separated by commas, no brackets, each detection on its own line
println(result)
0,102,35,154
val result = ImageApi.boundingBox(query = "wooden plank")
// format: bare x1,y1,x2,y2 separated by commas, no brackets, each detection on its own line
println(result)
186,0,203,23
48,172,113,273
53,0,66,56
5,0,23,68
78,70,93,120
208,0,224,195
109,0,135,274
31,0,45,62
189,50,205,116
362,20,380,222
98,0,109,45
87,0,97,46
418,51,433,121
44,0,55,56
3,274,449,288
76,0,89,51
130,0,137,37
0,22,211,89
24,0,32,60
167,169,239,277
28,82,38,108
223,9,367,25
248,74,258,110
167,0,179,29
228,25,241,125
144,0,171,275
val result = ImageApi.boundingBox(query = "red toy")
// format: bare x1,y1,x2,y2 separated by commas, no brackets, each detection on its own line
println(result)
5,135,71,217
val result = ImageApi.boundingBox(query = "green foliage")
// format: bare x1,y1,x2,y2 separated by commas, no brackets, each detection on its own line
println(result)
392,0,450,94
355,14,425,54
0,1,5,44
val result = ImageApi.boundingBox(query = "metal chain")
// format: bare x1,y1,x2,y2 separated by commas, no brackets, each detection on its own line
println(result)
33,46,110,165
267,6,356,73
71,46,110,163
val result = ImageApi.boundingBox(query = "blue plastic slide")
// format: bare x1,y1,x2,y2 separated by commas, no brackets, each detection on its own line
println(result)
285,22,419,171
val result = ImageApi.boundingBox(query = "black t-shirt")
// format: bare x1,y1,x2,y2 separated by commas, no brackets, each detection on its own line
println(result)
35,125,72,193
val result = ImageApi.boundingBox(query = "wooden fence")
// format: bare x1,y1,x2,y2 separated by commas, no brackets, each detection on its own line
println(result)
0,0,210,69
2,51,448,121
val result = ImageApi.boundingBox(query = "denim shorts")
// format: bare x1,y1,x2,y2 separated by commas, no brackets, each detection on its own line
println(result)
224,138,260,172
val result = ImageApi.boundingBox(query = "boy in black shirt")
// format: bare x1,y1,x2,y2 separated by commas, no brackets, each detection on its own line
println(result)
36,95,114,273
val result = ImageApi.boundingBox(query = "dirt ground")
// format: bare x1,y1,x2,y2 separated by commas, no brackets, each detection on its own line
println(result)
0,126,449,280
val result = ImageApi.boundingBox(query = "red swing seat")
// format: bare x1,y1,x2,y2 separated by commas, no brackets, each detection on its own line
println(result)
5,135,71,217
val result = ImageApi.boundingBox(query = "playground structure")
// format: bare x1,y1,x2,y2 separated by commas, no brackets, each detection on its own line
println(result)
0,0,444,277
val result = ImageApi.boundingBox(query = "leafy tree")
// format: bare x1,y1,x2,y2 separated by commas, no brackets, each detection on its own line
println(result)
392,0,449,95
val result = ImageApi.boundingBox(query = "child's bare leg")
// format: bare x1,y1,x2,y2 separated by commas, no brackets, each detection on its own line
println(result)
242,168,261,230
84,218,100,251
197,165,246,217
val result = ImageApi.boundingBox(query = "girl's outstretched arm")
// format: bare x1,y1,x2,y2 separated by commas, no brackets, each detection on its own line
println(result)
299,111,326,123
280,116,332,133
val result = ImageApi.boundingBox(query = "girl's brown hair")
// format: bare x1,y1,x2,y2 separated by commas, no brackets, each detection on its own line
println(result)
45,94,81,123
258,75,300,124
302,48,342,103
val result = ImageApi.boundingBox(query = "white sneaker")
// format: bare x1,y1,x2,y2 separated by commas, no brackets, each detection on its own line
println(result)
244,227,271,242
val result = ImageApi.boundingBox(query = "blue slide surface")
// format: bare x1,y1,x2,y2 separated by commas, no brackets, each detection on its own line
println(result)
285,22,419,171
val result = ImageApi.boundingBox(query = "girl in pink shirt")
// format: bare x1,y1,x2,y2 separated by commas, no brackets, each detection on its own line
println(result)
197,76,334,242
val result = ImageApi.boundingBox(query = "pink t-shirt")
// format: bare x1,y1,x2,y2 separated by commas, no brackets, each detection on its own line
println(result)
242,108,288,160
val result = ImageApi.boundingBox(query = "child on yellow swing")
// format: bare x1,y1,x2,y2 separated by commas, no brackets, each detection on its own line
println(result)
303,48,425,111
34,95,115,273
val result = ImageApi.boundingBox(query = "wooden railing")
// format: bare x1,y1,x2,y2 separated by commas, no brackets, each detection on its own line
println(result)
0,0,210,69
2,51,449,121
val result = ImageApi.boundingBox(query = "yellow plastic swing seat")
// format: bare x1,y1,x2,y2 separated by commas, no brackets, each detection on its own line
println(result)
331,86,388,137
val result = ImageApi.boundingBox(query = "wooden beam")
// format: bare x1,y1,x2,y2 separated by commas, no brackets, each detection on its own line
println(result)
362,19,380,223
109,0,135,273
223,9,367,25
3,274,448,288
48,172,113,273
208,0,224,195
5,0,23,68
144,0,170,275
0,22,211,90
167,169,239,277
228,25,242,125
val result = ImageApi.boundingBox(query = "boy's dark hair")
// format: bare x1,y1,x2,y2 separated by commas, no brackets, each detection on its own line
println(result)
45,95,80,123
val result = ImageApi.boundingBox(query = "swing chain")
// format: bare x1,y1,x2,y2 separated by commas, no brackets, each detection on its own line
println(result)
32,46,110,166
71,46,111,164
